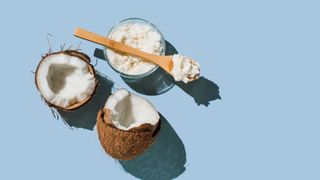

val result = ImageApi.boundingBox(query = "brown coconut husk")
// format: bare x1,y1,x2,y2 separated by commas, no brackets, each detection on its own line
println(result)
97,108,160,160
35,50,98,111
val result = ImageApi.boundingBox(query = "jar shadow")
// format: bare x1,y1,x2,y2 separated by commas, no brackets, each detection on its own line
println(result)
57,72,114,130
120,67,174,96
94,40,221,106
119,113,186,180
94,41,175,96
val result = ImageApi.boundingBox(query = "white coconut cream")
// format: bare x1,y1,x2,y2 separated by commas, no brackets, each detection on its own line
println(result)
106,22,164,75
171,54,200,83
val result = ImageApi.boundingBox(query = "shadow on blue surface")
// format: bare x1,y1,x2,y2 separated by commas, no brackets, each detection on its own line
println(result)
119,114,186,180
94,40,221,106
165,41,221,106
57,72,114,130
120,67,174,96
176,77,221,106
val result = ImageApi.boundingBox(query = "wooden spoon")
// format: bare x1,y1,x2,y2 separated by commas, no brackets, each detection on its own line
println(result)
74,28,173,73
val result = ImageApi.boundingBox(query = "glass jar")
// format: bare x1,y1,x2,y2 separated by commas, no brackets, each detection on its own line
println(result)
104,18,174,95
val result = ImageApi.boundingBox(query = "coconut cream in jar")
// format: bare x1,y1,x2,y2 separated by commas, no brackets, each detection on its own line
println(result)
105,18,166,77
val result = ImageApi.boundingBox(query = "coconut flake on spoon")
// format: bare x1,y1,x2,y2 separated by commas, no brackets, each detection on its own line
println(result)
170,54,200,83
35,50,98,110
97,89,160,160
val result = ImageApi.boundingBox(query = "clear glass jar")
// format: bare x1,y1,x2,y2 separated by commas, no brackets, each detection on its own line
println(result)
104,18,174,95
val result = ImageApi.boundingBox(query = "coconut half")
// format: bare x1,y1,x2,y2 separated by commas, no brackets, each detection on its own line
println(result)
35,50,98,110
97,89,160,160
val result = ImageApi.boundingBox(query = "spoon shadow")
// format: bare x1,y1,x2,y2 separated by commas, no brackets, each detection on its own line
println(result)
176,77,221,106
165,41,221,106
94,40,221,106
119,114,186,180
57,72,114,130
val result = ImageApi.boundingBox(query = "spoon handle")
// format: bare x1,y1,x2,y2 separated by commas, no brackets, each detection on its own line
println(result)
74,28,158,61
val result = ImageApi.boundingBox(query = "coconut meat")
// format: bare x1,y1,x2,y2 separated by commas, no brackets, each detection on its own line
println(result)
105,89,160,131
36,53,96,108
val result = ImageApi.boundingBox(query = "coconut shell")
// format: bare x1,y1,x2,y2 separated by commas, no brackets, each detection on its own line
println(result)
97,108,160,160
35,50,98,111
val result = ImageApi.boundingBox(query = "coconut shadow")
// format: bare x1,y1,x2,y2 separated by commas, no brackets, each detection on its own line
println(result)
119,114,186,180
57,72,114,130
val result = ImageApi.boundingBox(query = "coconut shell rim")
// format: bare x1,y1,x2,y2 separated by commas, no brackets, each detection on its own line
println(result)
96,108,161,160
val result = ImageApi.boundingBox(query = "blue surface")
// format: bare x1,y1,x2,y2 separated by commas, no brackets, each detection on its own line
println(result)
1,0,320,179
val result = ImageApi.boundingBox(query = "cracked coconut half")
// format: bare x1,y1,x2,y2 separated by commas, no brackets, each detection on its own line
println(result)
97,89,160,160
35,50,98,110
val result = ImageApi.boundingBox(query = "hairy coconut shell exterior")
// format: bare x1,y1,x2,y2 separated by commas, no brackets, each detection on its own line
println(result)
35,50,98,111
97,109,160,160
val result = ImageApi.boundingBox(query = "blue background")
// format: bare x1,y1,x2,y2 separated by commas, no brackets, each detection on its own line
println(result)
1,0,319,179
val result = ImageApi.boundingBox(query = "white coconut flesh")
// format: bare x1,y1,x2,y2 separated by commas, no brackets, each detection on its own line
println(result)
36,53,96,108
105,89,160,131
